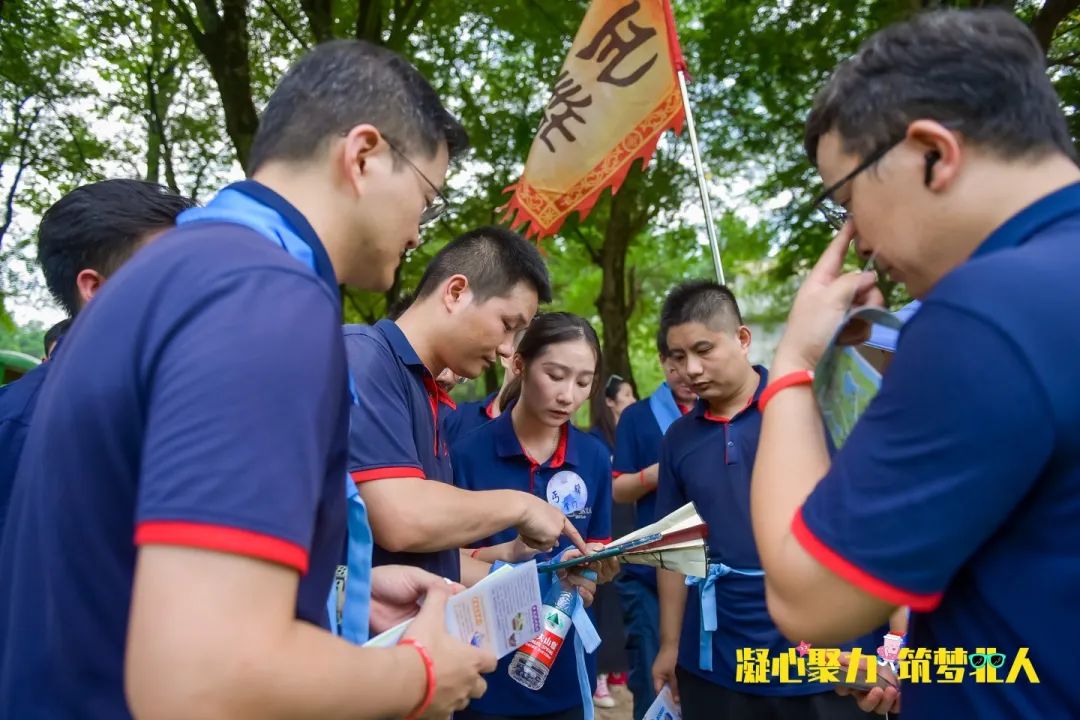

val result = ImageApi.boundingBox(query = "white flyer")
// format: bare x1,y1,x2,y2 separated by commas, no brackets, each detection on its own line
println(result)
363,560,544,659
643,685,681,720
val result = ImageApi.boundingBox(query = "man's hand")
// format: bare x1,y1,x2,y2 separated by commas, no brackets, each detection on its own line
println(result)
516,494,588,554
774,222,885,373
402,588,497,718
835,652,901,715
369,565,462,635
496,536,543,564
652,644,680,702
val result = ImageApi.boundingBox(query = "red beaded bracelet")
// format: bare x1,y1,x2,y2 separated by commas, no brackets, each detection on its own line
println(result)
400,638,436,720
758,370,815,412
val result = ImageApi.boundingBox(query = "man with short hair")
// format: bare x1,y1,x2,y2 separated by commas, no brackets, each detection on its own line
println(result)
0,40,494,719
347,225,589,586
751,9,1080,717
610,328,696,720
651,281,871,720
0,179,194,538
43,318,71,360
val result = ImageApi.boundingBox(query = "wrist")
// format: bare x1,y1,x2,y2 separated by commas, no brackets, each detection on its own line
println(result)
394,643,430,718
771,348,814,378
399,639,436,720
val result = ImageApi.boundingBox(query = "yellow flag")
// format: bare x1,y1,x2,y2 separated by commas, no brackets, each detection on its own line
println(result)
502,0,686,238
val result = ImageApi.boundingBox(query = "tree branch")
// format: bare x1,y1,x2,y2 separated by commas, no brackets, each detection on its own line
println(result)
164,0,206,44
1031,0,1080,55
0,107,41,247
266,0,310,49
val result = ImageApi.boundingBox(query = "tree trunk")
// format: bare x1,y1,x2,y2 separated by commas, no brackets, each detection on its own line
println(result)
170,0,260,171
1031,0,1080,54
299,0,334,42
595,163,648,406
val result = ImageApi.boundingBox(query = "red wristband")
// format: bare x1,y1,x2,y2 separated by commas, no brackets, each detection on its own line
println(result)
639,470,647,488
759,370,814,412
469,548,481,559
400,638,436,720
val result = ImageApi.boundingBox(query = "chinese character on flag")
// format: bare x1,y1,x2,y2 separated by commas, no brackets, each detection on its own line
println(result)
501,0,686,238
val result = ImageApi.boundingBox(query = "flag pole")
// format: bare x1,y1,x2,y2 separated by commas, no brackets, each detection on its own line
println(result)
677,69,725,285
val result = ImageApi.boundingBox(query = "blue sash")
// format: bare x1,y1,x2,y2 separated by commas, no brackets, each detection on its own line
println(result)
648,383,682,435
685,562,765,671
494,558,601,720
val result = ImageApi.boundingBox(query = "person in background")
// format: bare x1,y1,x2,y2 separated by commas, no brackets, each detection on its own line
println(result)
587,373,636,707
43,318,72,360
610,329,696,720
453,312,617,720
0,180,195,540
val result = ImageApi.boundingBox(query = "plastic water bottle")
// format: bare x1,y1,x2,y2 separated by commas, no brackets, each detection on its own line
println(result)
508,580,577,690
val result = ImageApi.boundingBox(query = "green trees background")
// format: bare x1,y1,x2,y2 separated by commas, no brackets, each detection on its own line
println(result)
3,0,1079,397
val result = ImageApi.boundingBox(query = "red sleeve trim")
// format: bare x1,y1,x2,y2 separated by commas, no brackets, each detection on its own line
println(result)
791,507,942,612
135,521,308,574
612,471,623,479
350,466,426,483
586,537,613,546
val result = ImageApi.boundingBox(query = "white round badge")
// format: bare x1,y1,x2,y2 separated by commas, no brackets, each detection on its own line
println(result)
547,470,588,515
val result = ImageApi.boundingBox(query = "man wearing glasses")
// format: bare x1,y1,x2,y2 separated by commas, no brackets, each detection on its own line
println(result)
0,40,498,719
751,9,1080,718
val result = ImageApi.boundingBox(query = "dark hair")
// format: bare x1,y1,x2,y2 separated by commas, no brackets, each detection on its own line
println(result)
385,291,415,321
660,281,744,343
591,374,630,448
416,225,552,304
805,9,1076,166
656,326,670,358
43,318,71,357
498,312,602,412
249,40,469,172
37,180,196,316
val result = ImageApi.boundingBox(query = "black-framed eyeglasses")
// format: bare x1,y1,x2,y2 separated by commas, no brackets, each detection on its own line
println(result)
605,374,625,396
810,137,904,231
383,137,450,228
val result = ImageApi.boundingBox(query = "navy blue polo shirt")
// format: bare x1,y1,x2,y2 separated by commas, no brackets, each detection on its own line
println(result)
0,360,49,538
443,390,498,446
345,319,460,582
0,187,350,719
452,410,613,714
612,395,688,587
656,367,831,696
796,182,1080,718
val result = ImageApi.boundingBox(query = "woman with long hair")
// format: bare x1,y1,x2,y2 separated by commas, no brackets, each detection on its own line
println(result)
452,312,615,720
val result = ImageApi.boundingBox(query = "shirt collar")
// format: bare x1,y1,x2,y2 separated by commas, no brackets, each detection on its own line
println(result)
492,409,576,468
225,180,339,298
697,365,769,423
375,319,426,369
971,180,1080,260
484,391,499,419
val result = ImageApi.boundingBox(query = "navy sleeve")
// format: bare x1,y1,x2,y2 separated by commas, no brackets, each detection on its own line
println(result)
135,269,344,573
0,419,28,537
612,408,641,475
796,302,1054,611
653,432,686,520
344,333,424,483
587,448,613,544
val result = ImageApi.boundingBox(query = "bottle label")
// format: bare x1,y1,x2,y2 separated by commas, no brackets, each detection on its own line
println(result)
520,607,571,669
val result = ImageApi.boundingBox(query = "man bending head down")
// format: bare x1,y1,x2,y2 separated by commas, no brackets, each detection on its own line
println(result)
345,225,593,587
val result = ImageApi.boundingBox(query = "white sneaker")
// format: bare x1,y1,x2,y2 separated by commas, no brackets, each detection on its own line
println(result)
593,674,616,708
